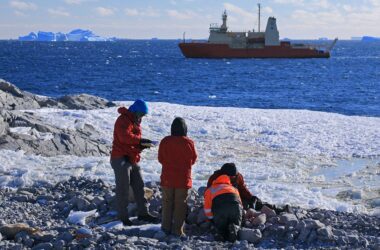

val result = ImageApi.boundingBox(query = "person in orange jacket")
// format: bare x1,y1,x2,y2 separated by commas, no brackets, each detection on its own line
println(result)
110,99,158,226
158,117,197,237
207,163,290,214
204,174,243,242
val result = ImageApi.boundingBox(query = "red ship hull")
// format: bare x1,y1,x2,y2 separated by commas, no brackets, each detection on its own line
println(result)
179,42,330,59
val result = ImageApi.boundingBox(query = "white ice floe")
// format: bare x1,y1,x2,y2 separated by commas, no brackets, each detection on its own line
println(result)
67,209,98,226
1,102,380,214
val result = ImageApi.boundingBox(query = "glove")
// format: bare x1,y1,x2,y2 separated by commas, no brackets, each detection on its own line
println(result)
140,138,152,145
139,138,153,151
248,196,261,209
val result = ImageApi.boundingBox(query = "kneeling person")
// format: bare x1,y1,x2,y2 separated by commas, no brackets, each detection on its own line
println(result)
204,175,243,242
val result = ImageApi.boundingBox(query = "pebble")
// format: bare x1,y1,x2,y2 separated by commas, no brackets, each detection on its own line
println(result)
0,177,379,249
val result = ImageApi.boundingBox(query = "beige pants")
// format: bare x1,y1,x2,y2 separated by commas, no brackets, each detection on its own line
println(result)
161,187,189,236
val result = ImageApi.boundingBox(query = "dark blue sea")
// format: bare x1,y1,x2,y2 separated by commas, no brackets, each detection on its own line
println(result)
0,40,379,117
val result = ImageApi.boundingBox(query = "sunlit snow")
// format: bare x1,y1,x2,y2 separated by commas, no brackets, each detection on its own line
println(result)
1,102,379,215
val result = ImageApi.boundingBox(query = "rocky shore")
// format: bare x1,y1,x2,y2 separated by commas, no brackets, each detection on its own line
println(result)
0,177,379,249
0,79,114,157
1,79,379,249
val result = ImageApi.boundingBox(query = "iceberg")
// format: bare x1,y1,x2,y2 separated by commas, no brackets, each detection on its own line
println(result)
56,32,67,41
18,29,116,42
361,36,380,42
37,31,56,41
19,32,37,41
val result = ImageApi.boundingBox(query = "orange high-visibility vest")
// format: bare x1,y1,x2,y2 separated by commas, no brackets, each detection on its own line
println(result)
203,174,242,219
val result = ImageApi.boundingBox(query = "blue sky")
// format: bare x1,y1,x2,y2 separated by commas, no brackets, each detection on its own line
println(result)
0,0,379,39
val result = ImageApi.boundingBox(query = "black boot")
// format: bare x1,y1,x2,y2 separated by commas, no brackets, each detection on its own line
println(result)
227,223,238,242
138,213,159,223
122,218,133,226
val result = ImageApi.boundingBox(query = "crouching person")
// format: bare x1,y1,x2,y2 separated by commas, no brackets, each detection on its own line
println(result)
207,163,290,214
158,117,197,237
204,175,243,242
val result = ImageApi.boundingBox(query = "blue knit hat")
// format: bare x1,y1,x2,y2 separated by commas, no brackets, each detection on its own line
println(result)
129,99,149,114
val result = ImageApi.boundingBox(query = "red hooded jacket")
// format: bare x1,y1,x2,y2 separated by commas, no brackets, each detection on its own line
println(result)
111,107,142,164
158,136,197,189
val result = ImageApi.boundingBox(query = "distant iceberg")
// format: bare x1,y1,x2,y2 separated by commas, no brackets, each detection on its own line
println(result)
361,36,380,42
19,32,38,41
18,29,116,42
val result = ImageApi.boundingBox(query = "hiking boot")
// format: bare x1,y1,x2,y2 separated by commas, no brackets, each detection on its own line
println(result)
121,218,133,226
138,213,159,223
227,223,238,242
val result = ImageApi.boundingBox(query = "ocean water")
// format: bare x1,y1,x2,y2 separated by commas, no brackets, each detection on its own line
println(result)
0,40,379,117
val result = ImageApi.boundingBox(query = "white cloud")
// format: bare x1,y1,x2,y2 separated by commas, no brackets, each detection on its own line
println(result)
141,7,160,17
14,10,26,17
167,10,197,20
95,7,114,17
125,8,139,16
263,7,273,14
48,8,70,17
64,0,82,4
124,7,160,17
223,3,255,21
274,0,304,5
9,0,37,10
312,0,330,9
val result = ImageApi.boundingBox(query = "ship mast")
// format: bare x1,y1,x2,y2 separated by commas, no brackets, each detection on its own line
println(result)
258,3,261,32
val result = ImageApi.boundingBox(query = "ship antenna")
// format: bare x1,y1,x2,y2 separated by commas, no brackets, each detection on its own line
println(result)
258,3,261,32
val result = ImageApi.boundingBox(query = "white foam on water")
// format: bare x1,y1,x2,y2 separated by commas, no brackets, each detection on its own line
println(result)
1,102,379,214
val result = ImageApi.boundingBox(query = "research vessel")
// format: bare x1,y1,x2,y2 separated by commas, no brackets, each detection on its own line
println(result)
179,5,337,59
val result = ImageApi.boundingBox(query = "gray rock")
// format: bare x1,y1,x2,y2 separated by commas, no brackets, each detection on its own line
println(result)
15,231,29,243
92,196,105,207
251,213,266,226
297,227,311,242
238,228,262,243
317,226,334,241
69,197,90,211
52,239,65,250
307,230,317,243
279,213,298,227
11,195,29,202
0,110,111,157
261,205,276,218
153,231,167,241
57,94,115,110
0,79,40,110
196,208,207,224
32,242,53,250
0,232,2,242
347,234,360,245
36,195,54,201
139,229,157,238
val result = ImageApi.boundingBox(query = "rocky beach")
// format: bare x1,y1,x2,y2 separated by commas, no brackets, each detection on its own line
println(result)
0,79,379,249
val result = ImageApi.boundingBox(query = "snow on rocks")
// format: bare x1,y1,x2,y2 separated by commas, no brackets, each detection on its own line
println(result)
0,177,378,249
0,79,115,157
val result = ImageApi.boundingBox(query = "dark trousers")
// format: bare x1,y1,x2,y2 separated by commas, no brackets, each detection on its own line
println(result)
111,157,149,222
212,194,243,240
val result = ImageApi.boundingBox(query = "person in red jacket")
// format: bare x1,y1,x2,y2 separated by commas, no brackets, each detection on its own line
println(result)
110,99,158,226
204,174,243,242
158,117,197,237
207,163,289,214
